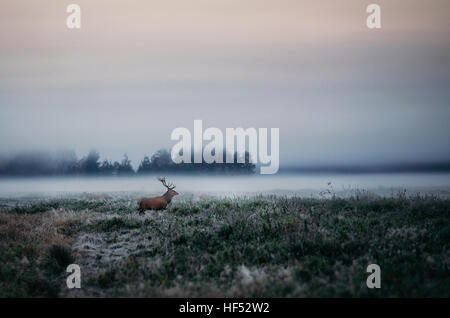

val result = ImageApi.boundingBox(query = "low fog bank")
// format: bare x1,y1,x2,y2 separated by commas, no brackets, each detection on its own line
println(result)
282,162,450,174
1,150,450,178
1,174,450,199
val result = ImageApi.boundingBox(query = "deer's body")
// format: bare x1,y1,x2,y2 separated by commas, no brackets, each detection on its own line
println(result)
138,178,178,214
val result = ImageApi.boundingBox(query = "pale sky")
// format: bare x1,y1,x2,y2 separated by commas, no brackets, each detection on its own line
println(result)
1,0,449,166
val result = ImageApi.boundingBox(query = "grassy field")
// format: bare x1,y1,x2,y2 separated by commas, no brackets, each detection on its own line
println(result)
0,192,449,297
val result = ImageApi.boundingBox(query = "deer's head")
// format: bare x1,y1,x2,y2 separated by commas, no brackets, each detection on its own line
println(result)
158,177,179,197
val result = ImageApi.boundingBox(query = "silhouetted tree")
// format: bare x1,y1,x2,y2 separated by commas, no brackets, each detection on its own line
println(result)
99,159,114,175
112,161,121,175
0,148,256,176
117,154,134,175
137,156,152,173
150,149,173,170
79,150,100,174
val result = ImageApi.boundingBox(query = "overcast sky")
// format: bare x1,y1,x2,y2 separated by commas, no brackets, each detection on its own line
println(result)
0,0,449,166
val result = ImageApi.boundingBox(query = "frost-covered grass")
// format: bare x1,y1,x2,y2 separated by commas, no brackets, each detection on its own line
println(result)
0,193,449,297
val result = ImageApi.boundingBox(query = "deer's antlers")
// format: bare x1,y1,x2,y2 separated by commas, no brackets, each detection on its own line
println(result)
158,177,176,190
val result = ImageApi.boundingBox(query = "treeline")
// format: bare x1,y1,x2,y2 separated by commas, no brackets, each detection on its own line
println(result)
0,149,255,176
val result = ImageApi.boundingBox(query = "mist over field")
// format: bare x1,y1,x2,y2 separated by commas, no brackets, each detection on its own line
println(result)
0,173,450,202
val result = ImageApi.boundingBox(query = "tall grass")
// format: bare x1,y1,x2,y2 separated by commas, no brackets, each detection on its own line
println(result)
0,193,449,297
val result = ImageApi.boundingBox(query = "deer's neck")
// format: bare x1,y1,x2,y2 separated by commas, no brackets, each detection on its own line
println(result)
162,191,174,203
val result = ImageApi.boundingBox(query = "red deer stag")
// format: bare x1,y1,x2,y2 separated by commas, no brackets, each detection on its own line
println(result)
138,177,179,213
